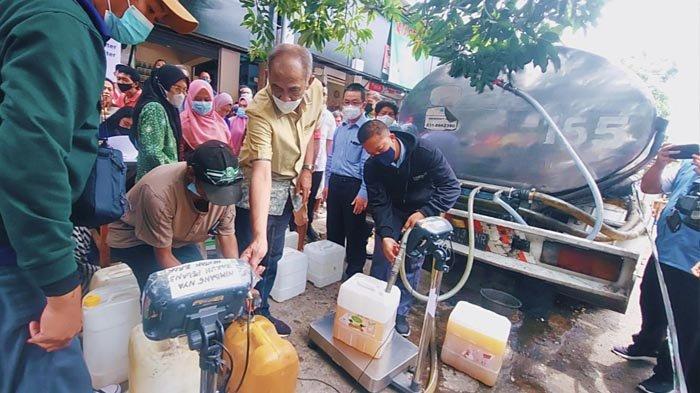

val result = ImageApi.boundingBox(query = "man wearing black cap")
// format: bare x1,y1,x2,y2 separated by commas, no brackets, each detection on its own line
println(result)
115,64,143,108
108,141,244,289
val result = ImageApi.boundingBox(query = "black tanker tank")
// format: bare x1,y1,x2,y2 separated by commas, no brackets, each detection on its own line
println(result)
398,47,666,197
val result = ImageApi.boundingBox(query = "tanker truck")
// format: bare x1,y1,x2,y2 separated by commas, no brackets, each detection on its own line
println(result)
398,47,666,312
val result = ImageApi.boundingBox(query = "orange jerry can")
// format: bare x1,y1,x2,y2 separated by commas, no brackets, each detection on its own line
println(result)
224,315,299,393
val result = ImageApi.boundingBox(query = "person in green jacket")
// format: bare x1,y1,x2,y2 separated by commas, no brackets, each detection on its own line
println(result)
132,64,189,180
0,1,197,392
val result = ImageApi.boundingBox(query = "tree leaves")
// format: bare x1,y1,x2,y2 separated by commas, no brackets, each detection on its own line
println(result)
408,0,604,92
242,0,402,61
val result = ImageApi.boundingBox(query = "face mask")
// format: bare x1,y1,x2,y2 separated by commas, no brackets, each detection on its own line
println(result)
192,100,213,115
377,115,395,126
342,105,362,121
116,126,131,135
272,95,302,114
376,147,396,166
236,107,246,117
168,92,186,108
187,182,201,197
117,83,133,93
104,0,154,45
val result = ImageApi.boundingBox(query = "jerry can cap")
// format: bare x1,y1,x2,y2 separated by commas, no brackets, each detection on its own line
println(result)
83,294,101,308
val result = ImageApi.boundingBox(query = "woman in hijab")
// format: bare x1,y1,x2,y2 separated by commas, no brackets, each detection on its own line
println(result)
180,80,230,153
132,65,189,180
213,93,234,128
98,107,134,139
228,96,249,156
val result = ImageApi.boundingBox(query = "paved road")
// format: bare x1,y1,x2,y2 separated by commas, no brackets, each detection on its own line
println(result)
279,215,653,393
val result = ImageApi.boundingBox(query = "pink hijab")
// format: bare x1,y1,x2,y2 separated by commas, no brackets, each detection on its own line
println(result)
180,80,230,149
228,97,249,156
213,93,234,114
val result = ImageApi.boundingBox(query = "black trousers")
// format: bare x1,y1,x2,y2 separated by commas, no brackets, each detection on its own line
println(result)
632,257,700,390
327,174,370,276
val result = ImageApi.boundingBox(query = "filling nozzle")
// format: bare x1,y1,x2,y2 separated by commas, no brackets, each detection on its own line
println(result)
385,228,412,293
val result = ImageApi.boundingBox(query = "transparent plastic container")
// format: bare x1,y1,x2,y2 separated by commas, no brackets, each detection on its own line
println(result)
128,324,200,393
333,273,400,358
271,247,309,302
82,284,140,389
89,263,138,291
441,301,511,386
304,240,345,288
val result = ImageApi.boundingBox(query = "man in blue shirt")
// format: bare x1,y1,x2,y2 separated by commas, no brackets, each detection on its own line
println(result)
324,83,371,277
612,144,699,393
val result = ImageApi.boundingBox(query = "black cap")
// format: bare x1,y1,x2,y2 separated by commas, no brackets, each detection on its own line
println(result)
116,64,141,84
187,141,241,206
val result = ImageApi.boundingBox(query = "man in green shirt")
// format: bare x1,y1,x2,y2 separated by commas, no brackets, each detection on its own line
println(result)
0,1,197,391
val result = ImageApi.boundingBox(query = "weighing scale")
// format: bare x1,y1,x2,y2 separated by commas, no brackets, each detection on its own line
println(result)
308,313,418,392
308,216,462,393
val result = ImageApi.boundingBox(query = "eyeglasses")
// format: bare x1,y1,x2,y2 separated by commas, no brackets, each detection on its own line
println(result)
171,85,188,95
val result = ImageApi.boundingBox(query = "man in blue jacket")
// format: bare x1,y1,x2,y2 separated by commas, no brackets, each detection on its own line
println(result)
359,120,460,336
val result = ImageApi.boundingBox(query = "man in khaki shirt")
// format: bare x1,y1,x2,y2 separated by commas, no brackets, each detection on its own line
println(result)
236,44,323,336
109,141,242,288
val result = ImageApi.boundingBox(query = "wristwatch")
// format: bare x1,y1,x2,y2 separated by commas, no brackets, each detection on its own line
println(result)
302,164,314,172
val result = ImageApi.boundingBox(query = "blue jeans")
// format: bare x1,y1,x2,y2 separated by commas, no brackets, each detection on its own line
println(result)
235,201,292,317
110,243,203,289
369,210,424,317
0,266,92,393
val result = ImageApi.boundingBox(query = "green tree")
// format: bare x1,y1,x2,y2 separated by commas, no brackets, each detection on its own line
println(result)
242,0,604,93
621,54,677,119
407,0,605,92
241,0,403,60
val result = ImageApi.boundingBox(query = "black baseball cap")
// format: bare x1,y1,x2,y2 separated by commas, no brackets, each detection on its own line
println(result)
115,64,141,84
187,141,242,206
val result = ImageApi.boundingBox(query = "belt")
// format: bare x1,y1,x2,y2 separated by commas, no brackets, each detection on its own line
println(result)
330,174,361,183
0,245,17,267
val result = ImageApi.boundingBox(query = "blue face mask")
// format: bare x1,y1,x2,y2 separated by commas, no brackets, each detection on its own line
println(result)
192,101,213,116
104,1,154,45
376,147,395,166
236,107,246,117
187,182,201,197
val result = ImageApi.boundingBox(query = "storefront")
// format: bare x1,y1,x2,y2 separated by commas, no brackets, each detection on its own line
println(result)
133,27,219,83
112,24,259,99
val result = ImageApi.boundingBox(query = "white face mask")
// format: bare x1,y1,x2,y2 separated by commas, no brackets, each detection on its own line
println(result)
272,95,302,114
377,115,395,126
168,92,186,108
342,105,362,121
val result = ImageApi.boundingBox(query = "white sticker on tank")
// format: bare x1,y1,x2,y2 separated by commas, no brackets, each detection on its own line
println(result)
424,107,458,131
167,260,243,299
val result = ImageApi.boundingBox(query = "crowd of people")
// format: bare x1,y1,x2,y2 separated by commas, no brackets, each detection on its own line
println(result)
1,1,697,393
0,2,459,391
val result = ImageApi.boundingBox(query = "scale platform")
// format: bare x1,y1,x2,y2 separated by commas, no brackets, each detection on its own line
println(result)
308,312,418,392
